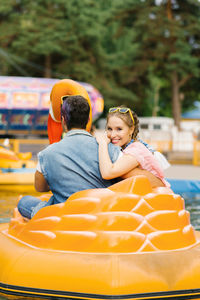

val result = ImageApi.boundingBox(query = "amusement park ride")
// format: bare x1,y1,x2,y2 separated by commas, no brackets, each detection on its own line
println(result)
0,76,104,137
1,79,200,300
0,76,104,191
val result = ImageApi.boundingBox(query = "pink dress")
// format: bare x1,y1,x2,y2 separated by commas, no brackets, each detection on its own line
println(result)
123,141,170,187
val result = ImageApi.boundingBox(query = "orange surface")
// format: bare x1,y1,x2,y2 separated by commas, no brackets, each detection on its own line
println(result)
0,147,35,169
1,176,200,298
8,176,198,252
0,146,36,191
48,79,92,144
0,147,19,161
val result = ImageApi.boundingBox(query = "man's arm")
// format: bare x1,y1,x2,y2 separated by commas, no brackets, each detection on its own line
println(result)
34,170,50,192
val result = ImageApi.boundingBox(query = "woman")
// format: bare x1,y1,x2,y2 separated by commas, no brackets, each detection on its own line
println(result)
96,106,170,188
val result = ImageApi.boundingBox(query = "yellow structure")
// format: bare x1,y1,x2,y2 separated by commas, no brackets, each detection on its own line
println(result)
0,146,35,169
1,176,200,299
193,140,200,166
0,138,49,156
0,146,36,192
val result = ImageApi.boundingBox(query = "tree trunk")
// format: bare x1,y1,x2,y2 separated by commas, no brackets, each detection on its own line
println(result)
171,70,181,130
152,84,160,117
167,0,172,20
44,54,51,78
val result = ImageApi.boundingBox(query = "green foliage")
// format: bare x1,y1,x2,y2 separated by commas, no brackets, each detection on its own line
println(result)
0,0,200,121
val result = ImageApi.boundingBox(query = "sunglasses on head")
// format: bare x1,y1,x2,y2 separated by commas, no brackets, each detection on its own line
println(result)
109,107,134,124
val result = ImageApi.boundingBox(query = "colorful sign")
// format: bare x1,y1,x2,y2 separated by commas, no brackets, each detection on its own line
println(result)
11,92,39,108
0,93,9,108
41,93,50,109
0,76,104,134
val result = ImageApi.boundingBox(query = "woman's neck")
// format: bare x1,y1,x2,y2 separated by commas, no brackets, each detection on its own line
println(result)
123,138,135,150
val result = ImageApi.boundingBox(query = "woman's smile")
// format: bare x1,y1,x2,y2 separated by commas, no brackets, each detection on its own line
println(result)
111,138,120,144
106,116,134,148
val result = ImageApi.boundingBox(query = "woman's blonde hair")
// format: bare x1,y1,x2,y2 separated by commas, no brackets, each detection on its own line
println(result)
107,106,139,139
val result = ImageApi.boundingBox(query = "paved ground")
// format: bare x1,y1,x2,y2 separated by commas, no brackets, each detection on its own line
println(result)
164,164,200,180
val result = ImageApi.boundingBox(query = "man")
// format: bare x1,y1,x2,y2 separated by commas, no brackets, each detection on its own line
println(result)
18,95,121,219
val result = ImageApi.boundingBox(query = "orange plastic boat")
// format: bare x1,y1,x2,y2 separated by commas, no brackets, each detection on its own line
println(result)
0,146,36,192
1,176,200,300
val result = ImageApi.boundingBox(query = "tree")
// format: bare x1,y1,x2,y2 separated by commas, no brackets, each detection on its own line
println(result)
164,0,200,129
101,0,200,124
0,0,106,81
0,0,200,123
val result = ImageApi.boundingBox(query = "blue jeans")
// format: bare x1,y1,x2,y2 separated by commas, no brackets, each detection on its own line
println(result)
17,195,53,219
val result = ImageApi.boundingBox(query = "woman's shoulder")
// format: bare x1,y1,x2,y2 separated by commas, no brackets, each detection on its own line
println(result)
126,141,147,151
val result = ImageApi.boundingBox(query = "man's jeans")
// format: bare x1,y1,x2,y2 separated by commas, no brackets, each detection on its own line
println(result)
17,195,53,219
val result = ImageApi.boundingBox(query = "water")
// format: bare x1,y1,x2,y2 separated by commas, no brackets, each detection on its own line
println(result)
0,192,200,300
0,192,19,223
183,192,200,230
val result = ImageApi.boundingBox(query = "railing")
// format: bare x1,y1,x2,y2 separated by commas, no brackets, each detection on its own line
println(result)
1,138,200,166
193,140,200,166
145,140,173,152
144,139,200,166
0,138,49,160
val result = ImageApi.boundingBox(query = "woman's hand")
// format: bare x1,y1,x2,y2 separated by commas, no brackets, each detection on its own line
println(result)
95,132,110,145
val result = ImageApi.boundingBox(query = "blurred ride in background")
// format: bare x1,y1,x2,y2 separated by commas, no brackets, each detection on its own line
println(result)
0,76,104,138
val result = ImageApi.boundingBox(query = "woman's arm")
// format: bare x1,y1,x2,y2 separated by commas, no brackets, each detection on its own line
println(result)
34,170,50,192
96,134,139,180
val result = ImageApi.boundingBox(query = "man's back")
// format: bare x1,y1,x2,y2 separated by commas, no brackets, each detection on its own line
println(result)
38,130,120,204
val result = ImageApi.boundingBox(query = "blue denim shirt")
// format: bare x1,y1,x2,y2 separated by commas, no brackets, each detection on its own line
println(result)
38,130,120,204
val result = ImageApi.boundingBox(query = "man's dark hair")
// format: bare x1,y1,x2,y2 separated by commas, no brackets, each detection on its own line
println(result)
61,95,90,130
